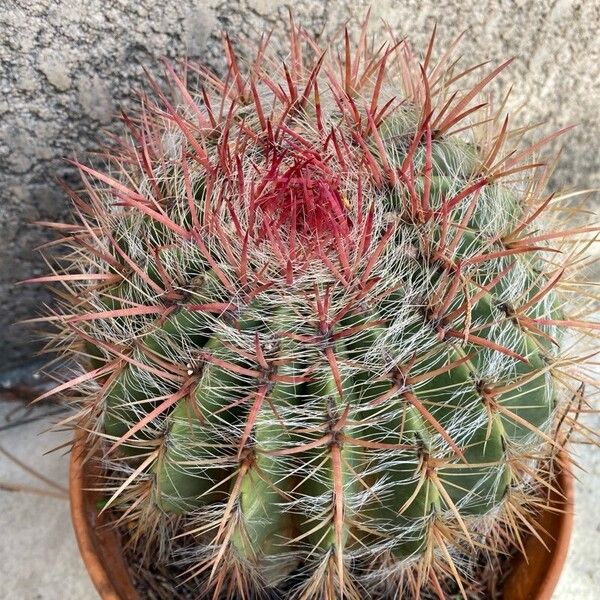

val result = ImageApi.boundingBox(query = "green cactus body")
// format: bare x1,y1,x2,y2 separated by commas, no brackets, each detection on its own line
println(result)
89,125,556,589
47,18,591,600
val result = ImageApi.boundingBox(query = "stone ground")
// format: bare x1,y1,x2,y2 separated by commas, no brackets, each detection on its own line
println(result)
0,398,598,599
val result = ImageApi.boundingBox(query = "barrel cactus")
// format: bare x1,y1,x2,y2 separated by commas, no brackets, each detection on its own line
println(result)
39,14,598,600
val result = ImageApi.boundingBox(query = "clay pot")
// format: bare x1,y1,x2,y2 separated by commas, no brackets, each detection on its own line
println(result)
70,432,573,600
501,450,574,600
70,434,140,600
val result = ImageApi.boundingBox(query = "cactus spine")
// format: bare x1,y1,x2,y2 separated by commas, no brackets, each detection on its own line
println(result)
40,15,599,600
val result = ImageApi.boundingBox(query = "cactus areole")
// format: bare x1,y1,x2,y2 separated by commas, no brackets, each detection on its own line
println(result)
41,15,598,600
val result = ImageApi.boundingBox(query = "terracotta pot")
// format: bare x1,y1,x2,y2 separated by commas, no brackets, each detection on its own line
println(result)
501,450,574,600
70,434,140,600
70,432,573,600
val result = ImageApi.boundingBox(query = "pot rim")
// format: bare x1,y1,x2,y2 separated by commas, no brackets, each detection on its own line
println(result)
69,431,574,600
501,448,574,600
69,432,140,600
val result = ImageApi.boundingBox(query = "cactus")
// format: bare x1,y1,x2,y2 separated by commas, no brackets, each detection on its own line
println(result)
38,14,599,600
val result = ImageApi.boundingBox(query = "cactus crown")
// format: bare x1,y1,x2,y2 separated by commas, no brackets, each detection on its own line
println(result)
39,13,599,600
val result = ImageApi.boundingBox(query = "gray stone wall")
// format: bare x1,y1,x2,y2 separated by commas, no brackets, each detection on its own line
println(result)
1,0,598,368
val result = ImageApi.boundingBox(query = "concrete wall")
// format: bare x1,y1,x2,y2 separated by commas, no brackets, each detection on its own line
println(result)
1,0,598,367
